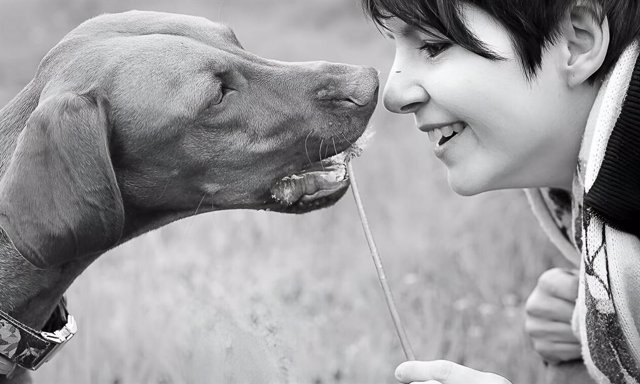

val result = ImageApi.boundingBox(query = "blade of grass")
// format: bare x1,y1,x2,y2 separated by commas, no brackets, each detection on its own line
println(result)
347,162,416,361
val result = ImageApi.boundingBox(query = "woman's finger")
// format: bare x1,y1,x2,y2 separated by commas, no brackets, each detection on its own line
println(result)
533,340,583,363
525,319,579,342
536,268,579,302
526,291,575,322
396,360,511,384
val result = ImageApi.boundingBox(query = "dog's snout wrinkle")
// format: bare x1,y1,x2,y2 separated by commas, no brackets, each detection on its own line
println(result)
319,87,378,111
343,95,370,107
313,66,379,110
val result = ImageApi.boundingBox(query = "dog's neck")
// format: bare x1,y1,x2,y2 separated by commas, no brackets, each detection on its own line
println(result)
0,83,91,331
0,227,91,330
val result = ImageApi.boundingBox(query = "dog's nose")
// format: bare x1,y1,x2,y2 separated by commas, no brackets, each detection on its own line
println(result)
315,64,379,109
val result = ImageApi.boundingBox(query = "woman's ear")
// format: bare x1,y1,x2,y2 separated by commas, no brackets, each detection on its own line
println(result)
562,5,610,87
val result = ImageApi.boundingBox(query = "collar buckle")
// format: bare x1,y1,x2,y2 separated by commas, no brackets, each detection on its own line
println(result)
30,314,77,370
0,299,77,371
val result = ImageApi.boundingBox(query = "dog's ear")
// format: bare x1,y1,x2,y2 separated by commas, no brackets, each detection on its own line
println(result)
0,92,124,269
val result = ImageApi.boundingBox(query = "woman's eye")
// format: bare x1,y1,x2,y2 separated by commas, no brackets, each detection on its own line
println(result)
418,41,452,58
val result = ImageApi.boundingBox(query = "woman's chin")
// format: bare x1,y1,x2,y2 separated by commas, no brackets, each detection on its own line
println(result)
447,173,487,196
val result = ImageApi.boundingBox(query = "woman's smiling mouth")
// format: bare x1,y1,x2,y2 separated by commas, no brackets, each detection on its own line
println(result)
420,121,467,149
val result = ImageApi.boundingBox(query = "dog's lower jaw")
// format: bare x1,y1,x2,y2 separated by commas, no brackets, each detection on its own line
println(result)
266,184,349,214
271,163,348,202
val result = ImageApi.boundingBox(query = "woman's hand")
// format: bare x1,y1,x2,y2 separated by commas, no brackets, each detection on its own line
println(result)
525,268,581,364
395,360,511,384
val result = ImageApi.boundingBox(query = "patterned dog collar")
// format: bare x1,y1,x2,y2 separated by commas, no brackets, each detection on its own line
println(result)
0,299,76,371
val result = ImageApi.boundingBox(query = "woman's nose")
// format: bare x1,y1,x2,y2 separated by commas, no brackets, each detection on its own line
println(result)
383,68,429,114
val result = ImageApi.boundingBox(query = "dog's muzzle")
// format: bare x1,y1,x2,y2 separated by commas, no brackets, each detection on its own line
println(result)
270,130,372,212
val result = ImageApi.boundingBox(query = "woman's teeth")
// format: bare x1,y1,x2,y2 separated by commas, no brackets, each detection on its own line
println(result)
427,122,466,146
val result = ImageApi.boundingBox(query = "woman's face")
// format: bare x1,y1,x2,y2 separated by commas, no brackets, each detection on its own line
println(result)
382,5,597,195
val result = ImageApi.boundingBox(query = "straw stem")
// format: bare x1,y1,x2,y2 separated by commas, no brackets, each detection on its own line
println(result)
347,162,416,361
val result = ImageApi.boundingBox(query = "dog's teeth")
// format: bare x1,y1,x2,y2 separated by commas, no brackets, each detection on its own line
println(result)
441,125,454,137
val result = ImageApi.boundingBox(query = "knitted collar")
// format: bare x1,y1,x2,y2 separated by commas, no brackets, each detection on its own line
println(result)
584,47,640,238
526,41,640,263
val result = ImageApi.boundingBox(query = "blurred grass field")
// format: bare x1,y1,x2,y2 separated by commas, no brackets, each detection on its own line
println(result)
0,0,566,383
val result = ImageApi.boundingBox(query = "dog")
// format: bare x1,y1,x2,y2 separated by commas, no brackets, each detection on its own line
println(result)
0,10,378,382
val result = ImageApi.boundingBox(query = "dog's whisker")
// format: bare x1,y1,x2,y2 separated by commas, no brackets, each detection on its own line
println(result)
304,129,314,166
339,131,354,146
194,192,207,216
332,137,339,157
157,178,171,201
319,139,325,171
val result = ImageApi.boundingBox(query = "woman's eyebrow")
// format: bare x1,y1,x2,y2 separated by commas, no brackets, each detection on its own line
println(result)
380,22,413,39
381,21,446,41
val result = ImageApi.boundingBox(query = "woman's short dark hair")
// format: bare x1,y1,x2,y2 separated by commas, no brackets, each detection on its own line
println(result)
362,0,640,81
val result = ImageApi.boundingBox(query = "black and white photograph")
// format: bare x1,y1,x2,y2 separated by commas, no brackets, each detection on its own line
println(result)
0,0,637,383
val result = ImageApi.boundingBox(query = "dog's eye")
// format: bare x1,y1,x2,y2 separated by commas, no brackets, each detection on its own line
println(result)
209,83,233,107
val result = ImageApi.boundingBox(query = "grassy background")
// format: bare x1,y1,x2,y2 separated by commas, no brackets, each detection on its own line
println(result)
0,0,565,383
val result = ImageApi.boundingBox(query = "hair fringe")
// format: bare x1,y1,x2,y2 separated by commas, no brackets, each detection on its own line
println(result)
361,0,640,81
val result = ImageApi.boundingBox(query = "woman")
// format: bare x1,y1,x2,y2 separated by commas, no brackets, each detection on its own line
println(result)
361,0,640,383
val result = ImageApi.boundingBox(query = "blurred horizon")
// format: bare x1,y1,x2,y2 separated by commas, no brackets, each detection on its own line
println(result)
0,1,562,383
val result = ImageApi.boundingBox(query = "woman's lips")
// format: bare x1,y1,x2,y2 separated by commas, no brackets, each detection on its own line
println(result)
423,122,466,145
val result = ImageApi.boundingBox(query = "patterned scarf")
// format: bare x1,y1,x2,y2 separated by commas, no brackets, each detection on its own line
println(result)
527,42,640,384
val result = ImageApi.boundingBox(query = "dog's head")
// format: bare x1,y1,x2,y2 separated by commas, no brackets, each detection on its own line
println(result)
0,11,378,268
